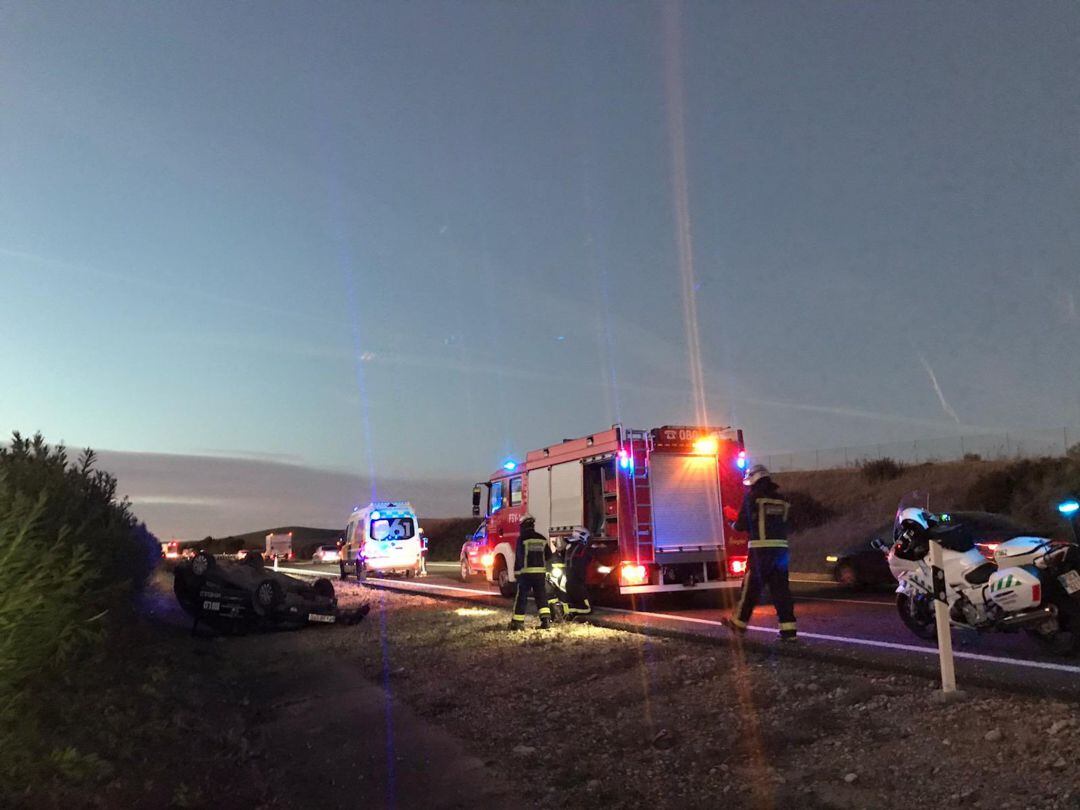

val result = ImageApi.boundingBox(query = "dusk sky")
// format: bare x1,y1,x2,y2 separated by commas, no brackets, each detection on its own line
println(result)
3,2,1079,537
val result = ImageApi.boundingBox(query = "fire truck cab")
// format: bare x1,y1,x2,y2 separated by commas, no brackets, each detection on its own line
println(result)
472,425,749,596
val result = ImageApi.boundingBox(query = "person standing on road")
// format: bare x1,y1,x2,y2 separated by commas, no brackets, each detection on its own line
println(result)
510,514,553,631
563,526,593,621
723,464,796,641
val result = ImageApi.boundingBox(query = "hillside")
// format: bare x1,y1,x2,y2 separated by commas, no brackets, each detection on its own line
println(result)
776,455,1080,575
204,518,480,561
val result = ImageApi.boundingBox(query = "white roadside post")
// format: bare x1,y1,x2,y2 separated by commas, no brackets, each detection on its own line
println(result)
273,555,279,571
929,537,958,696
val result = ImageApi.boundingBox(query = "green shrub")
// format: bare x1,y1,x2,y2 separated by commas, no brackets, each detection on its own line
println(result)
860,457,906,483
0,432,159,785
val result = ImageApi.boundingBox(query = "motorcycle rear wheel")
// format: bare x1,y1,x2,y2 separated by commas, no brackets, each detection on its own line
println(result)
897,592,938,640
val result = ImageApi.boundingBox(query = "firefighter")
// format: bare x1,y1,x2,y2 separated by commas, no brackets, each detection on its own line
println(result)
546,538,567,622
563,526,593,621
510,514,553,631
723,464,796,641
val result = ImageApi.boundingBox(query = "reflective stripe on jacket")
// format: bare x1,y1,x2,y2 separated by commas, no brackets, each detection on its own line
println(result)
734,488,790,549
516,535,549,574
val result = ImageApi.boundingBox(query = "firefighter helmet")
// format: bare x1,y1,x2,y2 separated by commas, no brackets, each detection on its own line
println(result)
568,526,590,545
743,464,771,487
520,513,536,527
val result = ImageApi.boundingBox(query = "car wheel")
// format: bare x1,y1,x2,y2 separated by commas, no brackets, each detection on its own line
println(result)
190,551,216,579
834,561,859,588
252,579,284,616
496,561,515,598
313,578,335,601
459,557,470,582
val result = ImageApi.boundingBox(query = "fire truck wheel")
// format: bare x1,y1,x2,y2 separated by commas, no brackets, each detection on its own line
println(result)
496,562,515,598
459,557,470,582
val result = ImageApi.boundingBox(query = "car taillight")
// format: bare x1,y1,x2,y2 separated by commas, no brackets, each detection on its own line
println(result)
620,563,648,587
728,556,748,576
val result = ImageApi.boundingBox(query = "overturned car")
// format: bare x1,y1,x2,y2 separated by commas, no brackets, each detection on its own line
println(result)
174,551,369,633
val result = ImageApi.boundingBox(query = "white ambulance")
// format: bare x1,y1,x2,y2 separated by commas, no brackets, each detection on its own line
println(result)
339,501,423,580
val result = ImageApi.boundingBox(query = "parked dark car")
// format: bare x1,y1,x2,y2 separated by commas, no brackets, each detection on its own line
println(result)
827,511,1043,589
173,551,367,633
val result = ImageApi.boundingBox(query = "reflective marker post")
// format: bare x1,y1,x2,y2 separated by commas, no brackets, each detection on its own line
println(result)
929,538,957,695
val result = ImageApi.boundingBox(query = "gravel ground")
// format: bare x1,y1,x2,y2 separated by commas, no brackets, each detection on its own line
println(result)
322,582,1080,810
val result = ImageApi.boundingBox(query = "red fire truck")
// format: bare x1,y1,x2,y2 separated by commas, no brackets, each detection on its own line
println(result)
471,424,749,597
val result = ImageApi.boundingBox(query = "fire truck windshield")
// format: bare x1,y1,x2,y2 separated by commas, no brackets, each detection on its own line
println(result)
371,517,416,541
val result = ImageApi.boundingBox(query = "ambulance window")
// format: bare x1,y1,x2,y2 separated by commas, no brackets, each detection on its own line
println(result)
490,481,504,513
371,517,416,541
509,477,523,507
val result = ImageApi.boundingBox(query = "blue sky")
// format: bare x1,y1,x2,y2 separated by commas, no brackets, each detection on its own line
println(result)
2,2,1079,536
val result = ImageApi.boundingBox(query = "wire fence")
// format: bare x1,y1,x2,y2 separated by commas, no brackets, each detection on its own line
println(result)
758,426,1080,473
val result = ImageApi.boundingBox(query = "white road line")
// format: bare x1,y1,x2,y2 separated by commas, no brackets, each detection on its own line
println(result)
277,567,1080,676
796,595,893,607
603,607,1080,675
277,569,498,598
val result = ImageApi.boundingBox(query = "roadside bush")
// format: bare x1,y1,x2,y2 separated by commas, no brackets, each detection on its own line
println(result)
963,452,983,462
965,456,1080,532
424,517,481,562
784,490,836,534
0,432,159,787
860,457,906,483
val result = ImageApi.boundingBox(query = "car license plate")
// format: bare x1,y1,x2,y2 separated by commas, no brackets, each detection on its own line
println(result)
308,613,336,623
202,599,221,612
1059,570,1080,595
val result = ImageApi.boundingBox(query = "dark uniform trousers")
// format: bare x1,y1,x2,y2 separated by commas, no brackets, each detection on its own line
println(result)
512,573,551,623
732,547,796,637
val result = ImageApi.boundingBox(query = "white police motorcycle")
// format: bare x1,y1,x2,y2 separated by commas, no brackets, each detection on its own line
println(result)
875,492,1080,655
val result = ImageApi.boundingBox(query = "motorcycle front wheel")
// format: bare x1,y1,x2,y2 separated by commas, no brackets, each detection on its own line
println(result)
897,592,938,640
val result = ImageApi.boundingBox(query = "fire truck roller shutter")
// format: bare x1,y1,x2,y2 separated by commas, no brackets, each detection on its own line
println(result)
549,461,584,531
650,454,725,552
527,468,551,538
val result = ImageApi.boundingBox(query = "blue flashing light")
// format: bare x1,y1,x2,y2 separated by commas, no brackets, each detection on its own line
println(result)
735,451,748,471
618,449,632,471
503,460,517,471
1058,500,1080,516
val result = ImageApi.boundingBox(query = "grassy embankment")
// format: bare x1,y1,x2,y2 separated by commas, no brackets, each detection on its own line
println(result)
777,452,1080,575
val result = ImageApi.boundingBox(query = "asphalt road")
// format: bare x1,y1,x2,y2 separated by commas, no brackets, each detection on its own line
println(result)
280,560,1080,697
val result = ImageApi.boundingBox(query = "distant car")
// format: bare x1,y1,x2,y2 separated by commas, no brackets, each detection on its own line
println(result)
312,544,340,563
827,511,1044,589
459,522,491,582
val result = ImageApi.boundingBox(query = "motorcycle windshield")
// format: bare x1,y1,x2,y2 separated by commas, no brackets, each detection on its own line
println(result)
894,490,930,540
